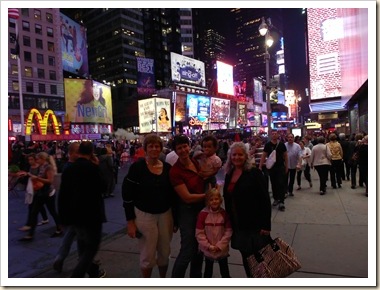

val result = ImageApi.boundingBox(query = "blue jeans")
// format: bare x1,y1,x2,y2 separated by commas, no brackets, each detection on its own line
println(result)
55,226,76,263
171,203,203,278
71,223,102,278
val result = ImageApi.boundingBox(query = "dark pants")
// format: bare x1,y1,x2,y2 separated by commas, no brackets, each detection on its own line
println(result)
204,257,230,278
55,226,77,263
28,194,61,237
296,164,311,186
71,223,102,278
286,169,297,194
315,165,330,193
26,200,48,226
351,161,358,187
171,203,204,278
330,159,343,187
269,165,286,203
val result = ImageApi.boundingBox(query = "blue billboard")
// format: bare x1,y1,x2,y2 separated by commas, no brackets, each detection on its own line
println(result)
186,94,210,126
60,13,89,77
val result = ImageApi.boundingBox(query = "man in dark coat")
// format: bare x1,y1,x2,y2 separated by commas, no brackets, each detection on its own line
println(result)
58,141,107,278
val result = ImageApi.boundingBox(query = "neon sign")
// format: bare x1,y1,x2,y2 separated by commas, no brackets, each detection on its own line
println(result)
25,108,60,135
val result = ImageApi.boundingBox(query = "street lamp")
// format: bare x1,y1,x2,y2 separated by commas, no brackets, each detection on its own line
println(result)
259,17,274,135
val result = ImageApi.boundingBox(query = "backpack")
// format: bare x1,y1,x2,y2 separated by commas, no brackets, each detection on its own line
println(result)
266,142,279,169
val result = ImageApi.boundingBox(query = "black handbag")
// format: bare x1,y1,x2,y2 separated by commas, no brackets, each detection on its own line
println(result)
247,237,301,278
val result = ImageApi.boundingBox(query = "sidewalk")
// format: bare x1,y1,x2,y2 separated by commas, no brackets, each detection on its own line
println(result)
7,164,372,285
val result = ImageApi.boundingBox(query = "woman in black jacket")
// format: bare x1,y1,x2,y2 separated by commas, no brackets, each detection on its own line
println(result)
223,142,272,277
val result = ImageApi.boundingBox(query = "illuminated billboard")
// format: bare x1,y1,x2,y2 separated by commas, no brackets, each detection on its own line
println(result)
138,98,172,134
216,61,234,95
253,78,263,103
210,97,230,123
60,13,89,77
234,81,247,97
136,57,156,96
64,79,113,124
307,8,367,101
170,52,206,87
186,94,210,126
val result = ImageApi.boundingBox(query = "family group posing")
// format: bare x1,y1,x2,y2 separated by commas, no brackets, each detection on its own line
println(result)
121,133,271,278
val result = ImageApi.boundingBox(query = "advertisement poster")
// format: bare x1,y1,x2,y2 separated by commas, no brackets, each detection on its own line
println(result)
253,78,263,103
60,13,89,77
210,97,230,123
216,61,234,96
155,98,171,133
136,57,156,96
237,103,247,125
186,94,210,126
138,98,156,134
64,79,113,124
234,81,247,97
175,94,186,123
170,52,206,87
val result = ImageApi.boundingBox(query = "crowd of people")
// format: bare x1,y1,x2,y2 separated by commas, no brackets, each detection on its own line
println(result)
8,129,368,278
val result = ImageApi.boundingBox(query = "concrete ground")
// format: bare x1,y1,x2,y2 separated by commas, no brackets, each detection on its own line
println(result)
5,163,374,287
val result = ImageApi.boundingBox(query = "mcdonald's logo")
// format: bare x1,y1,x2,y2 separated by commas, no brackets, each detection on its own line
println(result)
25,108,60,135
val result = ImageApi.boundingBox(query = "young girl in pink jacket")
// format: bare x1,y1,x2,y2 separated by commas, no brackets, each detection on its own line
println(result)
195,187,233,278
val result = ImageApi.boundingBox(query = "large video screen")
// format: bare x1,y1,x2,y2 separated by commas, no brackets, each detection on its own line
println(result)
60,13,89,77
216,61,234,96
307,8,368,101
186,94,210,125
210,97,230,123
171,52,206,87
64,79,113,124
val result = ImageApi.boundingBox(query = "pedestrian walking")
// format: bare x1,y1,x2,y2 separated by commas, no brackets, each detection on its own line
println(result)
285,133,302,197
259,131,288,211
57,141,107,278
310,136,332,195
357,135,368,196
327,133,344,189
296,141,312,190
19,152,62,241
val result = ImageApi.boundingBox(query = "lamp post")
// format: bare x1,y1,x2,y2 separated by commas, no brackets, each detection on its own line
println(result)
259,17,274,136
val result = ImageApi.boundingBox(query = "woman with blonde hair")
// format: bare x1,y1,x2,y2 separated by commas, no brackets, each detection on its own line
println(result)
222,142,272,277
19,152,63,241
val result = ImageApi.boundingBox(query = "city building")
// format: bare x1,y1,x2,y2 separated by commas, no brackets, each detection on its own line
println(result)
8,8,65,140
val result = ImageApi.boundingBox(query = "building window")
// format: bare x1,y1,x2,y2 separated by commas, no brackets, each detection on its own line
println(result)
37,68,45,79
38,83,46,94
34,9,41,20
37,53,44,64
11,64,18,75
38,98,49,109
26,82,34,93
21,8,29,17
50,84,57,95
36,39,43,49
12,81,19,91
48,42,55,52
23,36,31,47
48,56,55,66
22,21,30,31
35,24,42,34
49,70,56,80
47,27,54,37
24,51,32,62
25,67,33,77
10,33,16,43
46,12,53,23
9,18,16,28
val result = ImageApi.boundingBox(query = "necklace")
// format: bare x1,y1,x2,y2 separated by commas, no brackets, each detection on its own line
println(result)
146,160,163,168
